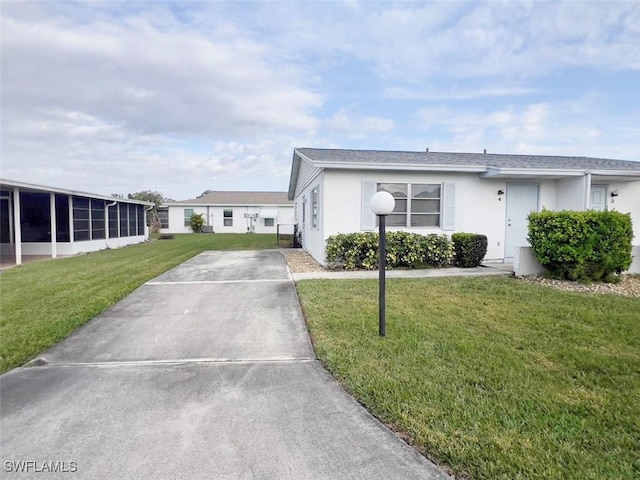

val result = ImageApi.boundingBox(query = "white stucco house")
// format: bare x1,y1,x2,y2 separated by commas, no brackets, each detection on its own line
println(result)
160,191,295,234
287,148,640,266
0,179,153,266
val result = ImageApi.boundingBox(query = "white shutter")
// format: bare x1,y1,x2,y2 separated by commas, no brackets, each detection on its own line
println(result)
442,183,455,231
361,181,376,230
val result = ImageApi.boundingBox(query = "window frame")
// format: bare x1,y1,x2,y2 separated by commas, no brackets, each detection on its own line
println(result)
184,208,194,227
264,218,274,227
223,209,233,227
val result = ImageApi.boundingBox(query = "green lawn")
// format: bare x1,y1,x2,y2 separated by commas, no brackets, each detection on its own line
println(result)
0,233,277,373
296,277,640,480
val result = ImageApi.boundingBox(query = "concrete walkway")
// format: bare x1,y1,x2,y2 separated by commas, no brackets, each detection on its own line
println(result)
0,250,449,479
292,263,513,281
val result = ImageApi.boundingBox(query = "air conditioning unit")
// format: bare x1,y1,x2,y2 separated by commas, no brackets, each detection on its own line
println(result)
202,225,214,233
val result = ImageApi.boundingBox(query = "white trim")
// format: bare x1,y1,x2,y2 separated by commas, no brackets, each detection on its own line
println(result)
316,162,486,173
50,193,57,258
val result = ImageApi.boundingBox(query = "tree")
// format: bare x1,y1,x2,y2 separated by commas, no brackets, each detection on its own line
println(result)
197,190,214,199
190,213,205,233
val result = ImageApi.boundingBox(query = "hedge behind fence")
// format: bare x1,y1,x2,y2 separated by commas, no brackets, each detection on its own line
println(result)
528,209,633,282
325,231,454,270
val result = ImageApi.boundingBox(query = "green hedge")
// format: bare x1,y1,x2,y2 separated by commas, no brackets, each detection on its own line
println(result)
325,231,454,270
528,209,633,282
452,233,488,267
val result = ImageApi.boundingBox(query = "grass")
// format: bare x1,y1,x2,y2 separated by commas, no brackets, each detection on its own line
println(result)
296,277,640,480
0,233,277,373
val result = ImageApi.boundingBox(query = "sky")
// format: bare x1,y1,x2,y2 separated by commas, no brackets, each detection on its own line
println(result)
1,0,639,201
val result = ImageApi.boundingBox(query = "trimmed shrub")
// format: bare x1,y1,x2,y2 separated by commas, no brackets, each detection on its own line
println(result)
190,213,205,233
528,209,633,282
452,233,488,267
325,232,454,270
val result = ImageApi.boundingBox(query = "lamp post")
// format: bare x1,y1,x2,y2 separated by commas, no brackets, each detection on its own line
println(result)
370,191,396,337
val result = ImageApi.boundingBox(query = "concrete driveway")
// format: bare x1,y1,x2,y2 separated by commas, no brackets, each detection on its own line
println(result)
1,250,449,479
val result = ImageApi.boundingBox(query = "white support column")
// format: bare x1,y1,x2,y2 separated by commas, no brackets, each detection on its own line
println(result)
50,193,57,258
13,187,22,265
68,195,74,250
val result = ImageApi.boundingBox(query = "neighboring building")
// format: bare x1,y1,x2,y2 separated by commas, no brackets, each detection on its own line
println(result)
160,191,294,234
0,179,153,266
287,148,640,265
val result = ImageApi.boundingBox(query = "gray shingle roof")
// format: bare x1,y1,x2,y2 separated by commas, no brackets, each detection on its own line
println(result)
296,148,640,172
171,191,291,205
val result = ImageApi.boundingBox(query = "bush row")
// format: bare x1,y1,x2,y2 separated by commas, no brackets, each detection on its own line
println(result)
325,231,487,270
528,209,633,282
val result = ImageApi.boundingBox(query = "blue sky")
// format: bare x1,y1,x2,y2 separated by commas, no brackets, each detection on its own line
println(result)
2,0,639,200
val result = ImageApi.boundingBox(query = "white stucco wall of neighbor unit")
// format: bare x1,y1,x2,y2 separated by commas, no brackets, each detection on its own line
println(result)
166,205,294,234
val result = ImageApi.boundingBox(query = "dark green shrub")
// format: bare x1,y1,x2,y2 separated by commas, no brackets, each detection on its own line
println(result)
528,209,632,282
452,233,488,267
325,232,454,270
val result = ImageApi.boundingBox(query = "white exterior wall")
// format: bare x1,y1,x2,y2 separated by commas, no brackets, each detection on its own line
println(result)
317,170,517,264
294,172,325,264
293,166,639,265
607,180,640,242
164,205,294,234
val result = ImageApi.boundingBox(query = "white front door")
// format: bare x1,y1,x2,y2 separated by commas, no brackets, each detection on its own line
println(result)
590,185,607,211
505,184,539,261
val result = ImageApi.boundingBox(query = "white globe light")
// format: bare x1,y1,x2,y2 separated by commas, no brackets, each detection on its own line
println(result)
370,191,396,215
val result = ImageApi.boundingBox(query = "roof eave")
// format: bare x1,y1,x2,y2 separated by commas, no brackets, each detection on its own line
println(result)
315,162,487,173
0,178,154,206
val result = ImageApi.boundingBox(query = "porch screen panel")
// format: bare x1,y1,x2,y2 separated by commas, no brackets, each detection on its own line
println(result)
137,205,144,235
73,196,90,241
91,199,106,240
108,204,119,238
128,204,136,236
119,203,129,237
55,195,70,242
20,192,51,242
1,197,10,243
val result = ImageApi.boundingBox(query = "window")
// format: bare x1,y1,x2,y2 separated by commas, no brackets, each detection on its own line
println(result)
119,203,129,237
184,208,194,226
73,196,90,241
311,187,319,229
223,209,233,226
377,183,442,228
264,218,274,227
157,208,169,229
